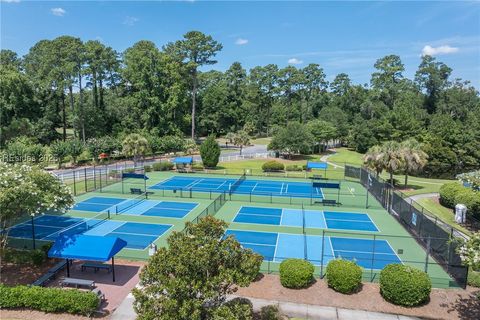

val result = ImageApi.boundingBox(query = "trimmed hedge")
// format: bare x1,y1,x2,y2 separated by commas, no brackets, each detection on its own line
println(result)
325,259,362,294
262,161,284,172
279,259,314,289
379,264,431,307
152,162,174,171
3,248,47,266
439,182,480,219
144,165,152,172
285,164,302,172
0,285,99,316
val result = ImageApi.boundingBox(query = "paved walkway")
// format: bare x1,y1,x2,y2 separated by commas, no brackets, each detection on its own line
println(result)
110,293,421,320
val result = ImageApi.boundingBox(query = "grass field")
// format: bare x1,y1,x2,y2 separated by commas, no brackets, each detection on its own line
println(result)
328,147,364,165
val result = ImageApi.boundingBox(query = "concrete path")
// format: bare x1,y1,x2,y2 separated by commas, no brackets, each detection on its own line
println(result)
110,293,421,320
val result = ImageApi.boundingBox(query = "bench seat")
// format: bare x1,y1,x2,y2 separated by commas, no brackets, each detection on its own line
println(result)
31,272,55,287
62,277,95,288
81,262,112,273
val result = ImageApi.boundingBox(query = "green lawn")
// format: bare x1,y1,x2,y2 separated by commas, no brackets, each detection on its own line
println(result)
328,147,364,165
250,137,272,145
416,197,472,236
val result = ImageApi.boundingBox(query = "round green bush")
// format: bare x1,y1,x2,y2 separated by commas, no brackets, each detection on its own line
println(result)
152,162,174,171
325,259,362,294
455,190,480,219
285,164,302,172
439,182,464,208
262,160,284,172
279,259,314,289
379,264,431,307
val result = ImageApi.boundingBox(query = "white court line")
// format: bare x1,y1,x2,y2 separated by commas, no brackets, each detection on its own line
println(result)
250,182,259,193
185,178,203,189
348,187,355,197
280,182,285,194
285,184,289,194
216,180,228,190
273,233,280,262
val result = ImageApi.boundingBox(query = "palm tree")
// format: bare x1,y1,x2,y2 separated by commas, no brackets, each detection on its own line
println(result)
363,145,384,177
122,133,149,167
382,141,404,186
401,138,428,188
233,130,250,155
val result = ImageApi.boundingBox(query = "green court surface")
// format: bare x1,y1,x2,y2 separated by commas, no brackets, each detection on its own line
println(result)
12,170,460,288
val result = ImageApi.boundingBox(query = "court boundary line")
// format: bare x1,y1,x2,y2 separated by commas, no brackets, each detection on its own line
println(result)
107,223,175,251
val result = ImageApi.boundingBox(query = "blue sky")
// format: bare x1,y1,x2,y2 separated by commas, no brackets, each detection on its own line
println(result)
1,1,479,87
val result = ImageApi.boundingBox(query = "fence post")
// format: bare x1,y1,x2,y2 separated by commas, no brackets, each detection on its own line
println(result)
424,236,431,273
320,230,325,277
93,165,97,190
73,170,77,196
84,168,87,192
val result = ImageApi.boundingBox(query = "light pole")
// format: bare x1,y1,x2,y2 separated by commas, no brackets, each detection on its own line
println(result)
31,213,36,250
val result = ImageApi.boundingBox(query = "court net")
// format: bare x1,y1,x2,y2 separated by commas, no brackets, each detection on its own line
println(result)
115,193,148,214
229,173,246,195
58,211,110,237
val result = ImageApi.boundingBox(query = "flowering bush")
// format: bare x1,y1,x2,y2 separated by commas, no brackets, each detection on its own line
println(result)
457,170,480,191
0,163,74,250
457,232,480,271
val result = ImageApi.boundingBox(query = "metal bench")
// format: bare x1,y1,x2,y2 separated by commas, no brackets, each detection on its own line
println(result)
61,277,95,289
321,199,338,206
130,188,143,195
81,262,112,273
47,260,67,274
31,272,56,287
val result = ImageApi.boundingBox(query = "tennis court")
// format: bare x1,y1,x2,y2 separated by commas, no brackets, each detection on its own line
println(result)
233,206,378,232
150,176,324,199
225,229,401,269
7,214,171,250
73,196,198,219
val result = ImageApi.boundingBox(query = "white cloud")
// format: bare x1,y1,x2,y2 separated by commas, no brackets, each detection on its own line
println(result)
235,38,248,45
1,0,21,3
51,8,66,17
123,16,139,26
421,45,459,56
288,58,303,65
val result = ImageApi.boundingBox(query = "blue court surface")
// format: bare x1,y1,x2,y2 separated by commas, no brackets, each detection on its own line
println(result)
8,215,172,250
233,206,379,232
150,176,324,199
224,229,401,269
73,196,198,219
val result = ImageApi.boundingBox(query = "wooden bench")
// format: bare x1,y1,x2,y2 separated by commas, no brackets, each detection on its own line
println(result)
130,188,143,195
31,272,56,287
81,262,112,273
61,277,95,289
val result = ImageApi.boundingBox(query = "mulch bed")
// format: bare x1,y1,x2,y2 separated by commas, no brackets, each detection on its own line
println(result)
1,258,59,286
235,274,480,320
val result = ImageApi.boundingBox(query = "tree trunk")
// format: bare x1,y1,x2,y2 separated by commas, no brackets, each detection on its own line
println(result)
99,78,104,109
404,173,408,188
78,68,86,142
389,172,394,186
92,70,98,109
61,92,67,141
68,85,76,138
191,69,197,140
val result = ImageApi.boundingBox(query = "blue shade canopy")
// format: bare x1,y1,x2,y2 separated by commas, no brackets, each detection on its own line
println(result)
306,161,328,169
48,235,127,261
174,157,193,164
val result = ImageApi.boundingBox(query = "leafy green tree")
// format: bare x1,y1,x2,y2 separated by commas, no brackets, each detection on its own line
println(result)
233,130,250,156
165,31,223,139
50,140,70,169
0,163,74,251
268,122,314,158
122,133,149,167
381,140,404,185
67,139,84,165
132,216,262,320
400,138,428,187
225,132,235,145
200,135,221,168
415,55,452,114
307,119,337,153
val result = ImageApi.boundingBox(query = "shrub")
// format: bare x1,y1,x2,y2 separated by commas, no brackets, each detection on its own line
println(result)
259,305,283,320
379,264,431,307
200,135,221,168
279,259,314,289
152,162,174,171
0,285,99,316
144,165,152,172
30,249,47,266
325,259,362,294
192,162,204,170
455,190,480,219
211,298,253,320
439,182,464,208
262,161,284,172
285,165,302,172
124,168,135,173
468,268,480,287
